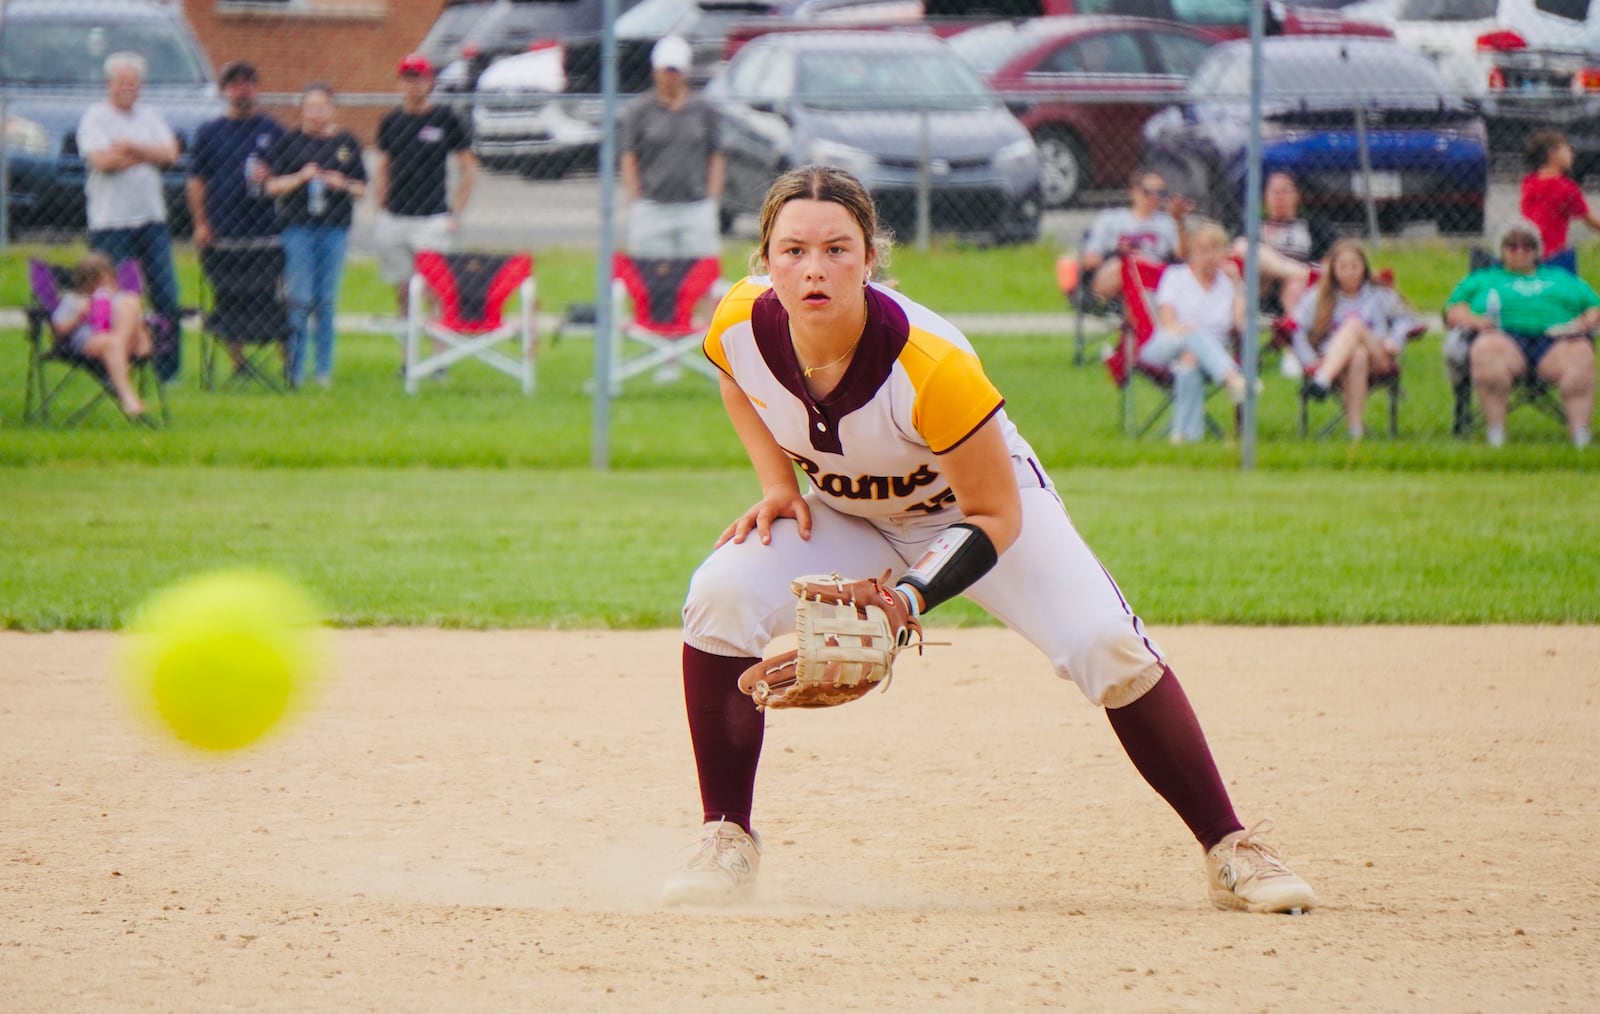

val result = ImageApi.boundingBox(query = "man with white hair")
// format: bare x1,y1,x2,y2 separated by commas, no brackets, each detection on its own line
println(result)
619,35,724,260
77,51,183,381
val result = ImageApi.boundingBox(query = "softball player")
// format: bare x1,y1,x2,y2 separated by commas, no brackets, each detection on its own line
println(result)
664,166,1316,915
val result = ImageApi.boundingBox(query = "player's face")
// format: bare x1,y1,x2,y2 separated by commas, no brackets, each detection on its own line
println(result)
766,199,875,333
1332,249,1366,293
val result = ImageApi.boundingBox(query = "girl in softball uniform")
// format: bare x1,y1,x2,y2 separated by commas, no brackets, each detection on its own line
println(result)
664,166,1315,915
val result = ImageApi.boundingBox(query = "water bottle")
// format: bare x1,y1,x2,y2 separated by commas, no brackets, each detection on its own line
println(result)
307,174,327,217
244,154,264,198
1485,290,1501,330
89,291,113,332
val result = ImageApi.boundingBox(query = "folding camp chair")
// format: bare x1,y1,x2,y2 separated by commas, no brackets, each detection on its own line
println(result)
604,253,724,394
1103,254,1229,439
198,240,291,393
1446,247,1573,438
404,251,537,394
1294,269,1419,439
23,258,170,427
1056,239,1120,368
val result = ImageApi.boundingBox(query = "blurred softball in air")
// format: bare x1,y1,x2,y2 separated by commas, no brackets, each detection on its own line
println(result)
118,569,328,752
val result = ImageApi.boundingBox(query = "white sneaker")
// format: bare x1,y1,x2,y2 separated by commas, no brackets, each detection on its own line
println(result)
1279,355,1304,379
1206,821,1317,914
661,820,761,905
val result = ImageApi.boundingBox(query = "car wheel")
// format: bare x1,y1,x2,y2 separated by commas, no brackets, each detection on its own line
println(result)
1033,130,1089,209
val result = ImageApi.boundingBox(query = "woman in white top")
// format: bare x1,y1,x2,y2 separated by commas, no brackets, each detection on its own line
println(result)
1138,221,1250,443
1290,239,1421,440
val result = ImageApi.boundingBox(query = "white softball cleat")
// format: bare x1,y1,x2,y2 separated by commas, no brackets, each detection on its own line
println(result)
661,819,761,906
1206,820,1317,914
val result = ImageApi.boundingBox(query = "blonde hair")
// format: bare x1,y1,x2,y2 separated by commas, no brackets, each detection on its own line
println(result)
1307,238,1372,343
750,165,892,278
1187,219,1228,253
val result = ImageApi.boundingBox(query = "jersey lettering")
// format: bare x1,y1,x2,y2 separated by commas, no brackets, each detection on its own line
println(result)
793,455,940,503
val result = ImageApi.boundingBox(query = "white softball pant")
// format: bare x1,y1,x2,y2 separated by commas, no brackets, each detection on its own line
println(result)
682,488,1167,708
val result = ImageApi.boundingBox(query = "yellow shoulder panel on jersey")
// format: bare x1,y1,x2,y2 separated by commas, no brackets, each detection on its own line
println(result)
703,276,772,376
896,327,1004,453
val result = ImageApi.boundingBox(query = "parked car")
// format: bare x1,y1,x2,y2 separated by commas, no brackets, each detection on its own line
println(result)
1344,0,1600,164
471,42,603,176
1142,36,1488,235
950,15,1221,208
708,31,1043,244
427,0,649,92
1006,0,1393,39
0,0,221,235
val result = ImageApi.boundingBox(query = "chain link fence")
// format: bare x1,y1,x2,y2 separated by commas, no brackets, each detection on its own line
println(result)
5,5,1597,447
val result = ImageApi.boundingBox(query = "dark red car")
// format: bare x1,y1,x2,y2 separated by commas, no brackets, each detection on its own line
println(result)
950,16,1221,207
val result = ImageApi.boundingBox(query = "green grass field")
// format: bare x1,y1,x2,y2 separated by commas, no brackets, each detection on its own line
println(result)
3,238,1595,630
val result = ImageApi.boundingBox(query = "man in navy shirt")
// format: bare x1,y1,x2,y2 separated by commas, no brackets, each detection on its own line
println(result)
186,61,285,247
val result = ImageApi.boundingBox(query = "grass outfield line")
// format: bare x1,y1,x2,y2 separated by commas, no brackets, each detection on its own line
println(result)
3,465,1594,630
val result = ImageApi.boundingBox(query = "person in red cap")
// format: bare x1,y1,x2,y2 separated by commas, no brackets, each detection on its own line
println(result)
372,53,478,319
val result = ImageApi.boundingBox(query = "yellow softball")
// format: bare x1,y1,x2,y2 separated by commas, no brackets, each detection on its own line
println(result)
119,569,327,752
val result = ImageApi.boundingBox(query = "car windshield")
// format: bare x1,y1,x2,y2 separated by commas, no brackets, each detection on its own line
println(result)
1393,0,1498,18
947,22,1054,75
1191,44,1452,102
0,20,207,86
796,49,992,108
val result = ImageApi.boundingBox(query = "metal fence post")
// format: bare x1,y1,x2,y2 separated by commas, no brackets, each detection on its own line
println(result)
915,107,930,252
1353,96,1381,246
590,0,619,470
1,93,10,254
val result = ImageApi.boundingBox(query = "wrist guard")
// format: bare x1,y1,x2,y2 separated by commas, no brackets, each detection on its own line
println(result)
897,522,999,614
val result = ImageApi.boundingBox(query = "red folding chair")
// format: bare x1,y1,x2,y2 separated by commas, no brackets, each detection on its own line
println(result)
404,251,537,394
604,253,725,394
1104,254,1229,439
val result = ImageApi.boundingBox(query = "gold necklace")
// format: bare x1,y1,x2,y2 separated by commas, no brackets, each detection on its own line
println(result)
793,296,869,379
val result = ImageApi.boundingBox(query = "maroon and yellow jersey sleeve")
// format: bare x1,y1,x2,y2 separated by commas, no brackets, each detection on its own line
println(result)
703,277,770,378
897,327,1004,454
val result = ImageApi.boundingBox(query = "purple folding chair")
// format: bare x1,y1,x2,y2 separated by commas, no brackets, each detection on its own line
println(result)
23,258,170,427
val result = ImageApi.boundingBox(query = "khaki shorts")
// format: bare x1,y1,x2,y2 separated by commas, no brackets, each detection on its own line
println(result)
375,211,455,283
626,199,720,259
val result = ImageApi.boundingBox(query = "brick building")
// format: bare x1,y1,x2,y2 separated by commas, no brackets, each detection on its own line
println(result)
182,0,444,143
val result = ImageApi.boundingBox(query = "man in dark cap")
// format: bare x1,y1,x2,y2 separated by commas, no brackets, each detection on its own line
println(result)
186,60,286,247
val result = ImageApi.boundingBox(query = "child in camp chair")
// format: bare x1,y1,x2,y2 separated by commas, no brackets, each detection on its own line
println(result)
49,253,155,421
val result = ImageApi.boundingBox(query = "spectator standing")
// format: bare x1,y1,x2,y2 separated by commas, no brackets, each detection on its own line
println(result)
77,52,182,381
1519,129,1600,274
1081,169,1190,303
266,85,368,388
372,54,478,317
619,34,725,259
186,61,285,248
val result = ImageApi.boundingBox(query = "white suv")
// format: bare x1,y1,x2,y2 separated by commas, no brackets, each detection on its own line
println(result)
1348,0,1600,165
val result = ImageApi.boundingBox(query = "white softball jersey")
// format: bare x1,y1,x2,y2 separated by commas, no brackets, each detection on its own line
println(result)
685,278,1167,708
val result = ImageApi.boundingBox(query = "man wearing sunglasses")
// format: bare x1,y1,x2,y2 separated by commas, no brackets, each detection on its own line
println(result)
1081,169,1192,304
1443,219,1598,449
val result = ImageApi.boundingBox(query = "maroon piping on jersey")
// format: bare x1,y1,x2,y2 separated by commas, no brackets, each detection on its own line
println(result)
751,286,907,455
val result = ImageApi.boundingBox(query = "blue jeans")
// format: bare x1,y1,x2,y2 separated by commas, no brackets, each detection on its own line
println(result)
1140,329,1238,441
280,224,350,385
89,221,181,380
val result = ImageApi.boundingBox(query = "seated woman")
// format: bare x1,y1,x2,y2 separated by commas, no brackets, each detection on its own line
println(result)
1289,238,1421,441
1442,219,1600,449
49,253,155,420
1138,220,1251,444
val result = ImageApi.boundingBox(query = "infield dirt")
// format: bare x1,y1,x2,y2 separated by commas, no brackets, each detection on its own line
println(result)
4,626,1597,1011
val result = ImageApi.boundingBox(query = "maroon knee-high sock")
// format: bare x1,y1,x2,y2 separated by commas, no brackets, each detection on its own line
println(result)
1105,667,1243,851
681,644,765,836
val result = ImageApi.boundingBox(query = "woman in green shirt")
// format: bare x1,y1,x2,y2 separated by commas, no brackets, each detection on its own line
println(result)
1443,219,1599,448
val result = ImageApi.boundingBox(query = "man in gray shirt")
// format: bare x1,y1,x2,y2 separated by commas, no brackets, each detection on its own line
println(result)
618,35,724,259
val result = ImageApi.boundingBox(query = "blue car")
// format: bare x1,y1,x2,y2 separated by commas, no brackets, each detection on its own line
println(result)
1142,36,1488,237
1,0,221,235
